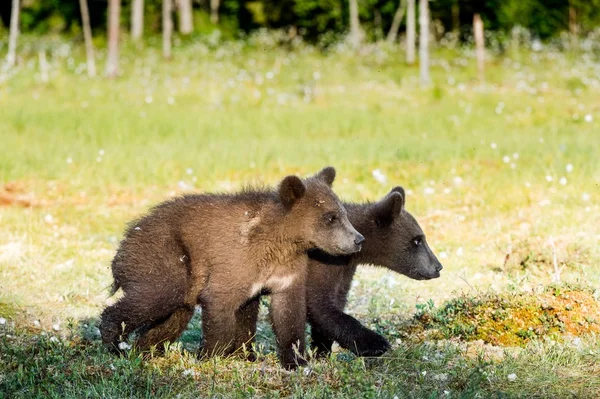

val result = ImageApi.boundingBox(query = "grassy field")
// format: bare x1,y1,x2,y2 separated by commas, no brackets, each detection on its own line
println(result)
1,33,599,397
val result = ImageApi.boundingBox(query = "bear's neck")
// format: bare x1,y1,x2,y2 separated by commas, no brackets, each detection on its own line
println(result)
344,202,379,267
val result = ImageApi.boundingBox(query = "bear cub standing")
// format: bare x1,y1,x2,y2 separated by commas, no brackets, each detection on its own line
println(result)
99,167,364,369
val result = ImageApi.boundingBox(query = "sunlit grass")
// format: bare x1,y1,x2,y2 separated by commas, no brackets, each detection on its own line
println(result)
0,34,599,397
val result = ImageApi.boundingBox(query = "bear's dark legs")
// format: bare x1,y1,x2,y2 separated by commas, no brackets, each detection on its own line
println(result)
309,325,335,358
270,281,307,370
200,301,242,358
135,306,195,350
100,287,185,350
308,305,390,357
233,297,260,360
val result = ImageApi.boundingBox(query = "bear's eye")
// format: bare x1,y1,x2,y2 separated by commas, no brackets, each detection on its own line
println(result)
324,213,338,224
413,237,422,247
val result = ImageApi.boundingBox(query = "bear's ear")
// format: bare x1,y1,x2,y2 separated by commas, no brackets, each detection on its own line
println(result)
313,166,336,187
372,188,405,225
279,175,306,208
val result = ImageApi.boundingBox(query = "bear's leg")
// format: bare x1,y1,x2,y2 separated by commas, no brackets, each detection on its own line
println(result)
232,297,261,360
135,306,195,350
200,300,243,358
307,285,390,357
100,287,185,351
308,324,334,358
270,280,307,370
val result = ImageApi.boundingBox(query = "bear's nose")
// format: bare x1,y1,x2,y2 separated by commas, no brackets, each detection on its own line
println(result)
436,262,443,272
354,234,365,246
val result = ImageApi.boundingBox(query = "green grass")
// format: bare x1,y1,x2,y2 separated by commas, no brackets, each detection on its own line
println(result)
1,33,599,397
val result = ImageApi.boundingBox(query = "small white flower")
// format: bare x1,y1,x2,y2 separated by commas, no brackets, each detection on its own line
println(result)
507,373,517,382
33,320,40,327
372,169,387,184
424,187,435,195
582,193,590,202
265,71,274,80
525,182,531,188
118,342,131,350
439,251,448,259
145,95,153,104
0,317,6,325
566,164,574,173
490,142,497,149
96,156,102,163
502,155,510,163
66,157,73,164
510,163,516,169
513,153,519,159
186,168,193,175
99,149,105,156
52,323,60,331
456,247,464,256
559,177,567,185
584,114,593,123
545,175,553,182
50,336,59,343
44,214,54,224
453,176,463,186
421,371,427,376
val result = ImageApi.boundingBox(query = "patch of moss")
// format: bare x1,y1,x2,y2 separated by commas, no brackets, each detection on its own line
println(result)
407,285,600,347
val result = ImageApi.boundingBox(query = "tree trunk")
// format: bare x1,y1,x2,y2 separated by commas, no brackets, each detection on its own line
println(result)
210,0,220,24
451,1,459,34
105,0,120,78
406,0,415,64
6,0,20,68
163,0,173,59
569,3,578,48
418,0,430,86
79,0,96,77
386,0,407,44
131,0,144,41
348,0,362,48
177,0,193,34
473,13,484,83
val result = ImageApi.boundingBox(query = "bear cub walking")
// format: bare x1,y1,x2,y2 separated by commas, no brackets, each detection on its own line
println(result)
99,167,364,369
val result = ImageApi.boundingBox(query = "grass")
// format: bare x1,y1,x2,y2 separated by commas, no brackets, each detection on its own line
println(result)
1,32,600,397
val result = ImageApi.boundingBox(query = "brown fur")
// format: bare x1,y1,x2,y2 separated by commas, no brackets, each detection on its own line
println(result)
233,187,443,357
99,167,363,369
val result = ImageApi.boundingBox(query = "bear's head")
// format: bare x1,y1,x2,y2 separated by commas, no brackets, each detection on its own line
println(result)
278,166,364,256
365,187,443,280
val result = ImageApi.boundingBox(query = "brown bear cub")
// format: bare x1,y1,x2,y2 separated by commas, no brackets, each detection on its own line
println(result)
233,186,443,358
99,167,364,369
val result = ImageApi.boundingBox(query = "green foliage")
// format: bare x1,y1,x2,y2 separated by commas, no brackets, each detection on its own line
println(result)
4,0,600,42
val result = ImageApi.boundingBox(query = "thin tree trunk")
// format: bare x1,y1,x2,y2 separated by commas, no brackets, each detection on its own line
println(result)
418,0,430,86
6,0,20,68
474,13,484,83
210,0,220,24
177,0,193,34
348,0,361,48
131,0,144,41
569,3,578,48
79,0,96,77
105,0,120,78
163,0,173,59
406,0,415,64
451,1,459,34
386,0,407,44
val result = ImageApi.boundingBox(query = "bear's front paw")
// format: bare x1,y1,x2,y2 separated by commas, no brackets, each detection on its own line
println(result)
281,353,308,370
350,329,390,357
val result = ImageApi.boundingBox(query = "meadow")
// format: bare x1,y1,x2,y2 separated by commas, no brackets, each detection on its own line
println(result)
1,33,599,397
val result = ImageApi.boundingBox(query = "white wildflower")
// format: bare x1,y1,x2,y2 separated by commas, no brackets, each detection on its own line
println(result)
118,342,131,350
584,114,593,123
371,169,387,184
0,317,6,325
559,177,567,185
507,373,517,382
566,164,573,173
